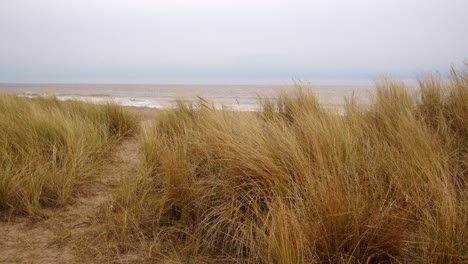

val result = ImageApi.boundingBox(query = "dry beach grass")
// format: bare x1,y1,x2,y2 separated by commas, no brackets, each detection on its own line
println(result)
0,66,467,263
92,67,467,263
0,96,137,216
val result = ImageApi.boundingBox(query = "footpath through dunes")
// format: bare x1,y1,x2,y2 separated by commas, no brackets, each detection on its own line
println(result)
0,107,154,264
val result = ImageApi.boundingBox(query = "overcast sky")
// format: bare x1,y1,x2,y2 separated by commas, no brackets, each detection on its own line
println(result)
0,0,467,84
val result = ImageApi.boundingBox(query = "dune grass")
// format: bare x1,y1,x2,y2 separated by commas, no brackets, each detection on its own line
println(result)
0,96,137,217
94,67,466,263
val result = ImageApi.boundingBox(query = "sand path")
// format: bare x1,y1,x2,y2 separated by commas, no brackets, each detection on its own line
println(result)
0,135,141,263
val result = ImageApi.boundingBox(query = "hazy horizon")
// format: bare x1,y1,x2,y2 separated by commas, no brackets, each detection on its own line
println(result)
0,78,377,86
1,0,467,84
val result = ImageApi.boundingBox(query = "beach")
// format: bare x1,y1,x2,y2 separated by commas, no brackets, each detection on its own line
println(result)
0,83,375,111
1,0,466,261
0,74,466,263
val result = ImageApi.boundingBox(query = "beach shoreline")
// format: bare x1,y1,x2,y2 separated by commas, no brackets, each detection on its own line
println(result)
0,83,376,111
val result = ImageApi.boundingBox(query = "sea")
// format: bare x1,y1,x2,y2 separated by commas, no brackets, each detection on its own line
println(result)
0,83,376,111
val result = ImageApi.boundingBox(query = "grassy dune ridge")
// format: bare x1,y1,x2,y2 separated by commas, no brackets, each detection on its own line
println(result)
0,96,137,216
97,68,467,263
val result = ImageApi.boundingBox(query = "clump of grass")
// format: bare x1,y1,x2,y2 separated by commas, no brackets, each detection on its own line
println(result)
95,67,467,263
0,96,137,217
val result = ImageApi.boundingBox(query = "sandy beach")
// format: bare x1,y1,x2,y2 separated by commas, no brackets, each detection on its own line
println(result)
0,83,375,111
1,73,467,263
1,0,466,262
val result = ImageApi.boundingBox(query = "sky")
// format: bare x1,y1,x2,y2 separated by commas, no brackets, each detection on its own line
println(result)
0,0,467,84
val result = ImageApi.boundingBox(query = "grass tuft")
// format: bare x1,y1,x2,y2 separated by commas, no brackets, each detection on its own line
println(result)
0,96,137,217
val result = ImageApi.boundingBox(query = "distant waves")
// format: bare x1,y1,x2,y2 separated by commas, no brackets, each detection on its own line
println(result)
0,83,375,112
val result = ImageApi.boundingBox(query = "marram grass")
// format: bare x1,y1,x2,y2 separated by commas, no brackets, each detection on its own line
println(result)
95,67,466,263
0,96,137,217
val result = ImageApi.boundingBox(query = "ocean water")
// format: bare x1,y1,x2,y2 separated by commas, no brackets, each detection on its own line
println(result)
0,83,375,111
